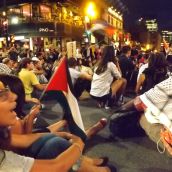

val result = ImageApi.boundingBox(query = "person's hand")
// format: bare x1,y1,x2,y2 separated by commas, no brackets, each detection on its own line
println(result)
31,98,40,104
55,132,84,147
29,105,41,119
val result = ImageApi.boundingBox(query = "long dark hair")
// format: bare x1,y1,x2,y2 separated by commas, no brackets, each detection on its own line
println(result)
95,46,115,75
148,53,167,69
141,53,168,93
0,74,26,118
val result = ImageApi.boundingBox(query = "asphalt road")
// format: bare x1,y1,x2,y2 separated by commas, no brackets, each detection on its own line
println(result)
35,93,172,172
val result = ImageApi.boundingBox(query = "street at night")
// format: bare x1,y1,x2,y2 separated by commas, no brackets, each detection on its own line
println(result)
0,0,172,172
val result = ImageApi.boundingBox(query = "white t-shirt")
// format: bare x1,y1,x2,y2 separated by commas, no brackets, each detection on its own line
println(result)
69,68,81,86
137,63,148,81
0,150,34,172
90,62,121,97
140,76,172,132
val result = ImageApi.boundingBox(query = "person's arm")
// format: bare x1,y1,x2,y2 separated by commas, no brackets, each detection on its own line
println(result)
25,97,40,104
110,62,121,79
30,71,47,91
11,131,78,149
11,133,49,148
135,74,145,94
140,93,172,132
33,69,44,75
11,119,25,134
115,60,122,75
34,83,47,90
80,72,92,81
139,78,172,132
30,134,84,172
23,105,41,133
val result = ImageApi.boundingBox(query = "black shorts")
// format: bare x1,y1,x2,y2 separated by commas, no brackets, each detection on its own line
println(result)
91,89,112,103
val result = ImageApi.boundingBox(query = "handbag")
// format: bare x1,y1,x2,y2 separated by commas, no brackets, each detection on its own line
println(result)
109,109,145,138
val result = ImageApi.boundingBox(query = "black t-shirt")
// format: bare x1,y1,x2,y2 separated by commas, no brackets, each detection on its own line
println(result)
118,55,135,79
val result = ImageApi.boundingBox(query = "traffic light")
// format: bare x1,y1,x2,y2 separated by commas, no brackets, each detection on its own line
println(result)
2,19,8,35
83,30,91,43
86,30,91,36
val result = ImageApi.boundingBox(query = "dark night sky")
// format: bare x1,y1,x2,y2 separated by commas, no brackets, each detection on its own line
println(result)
122,0,172,30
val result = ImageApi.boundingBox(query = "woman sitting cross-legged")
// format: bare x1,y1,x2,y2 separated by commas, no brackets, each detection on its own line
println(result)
90,45,127,109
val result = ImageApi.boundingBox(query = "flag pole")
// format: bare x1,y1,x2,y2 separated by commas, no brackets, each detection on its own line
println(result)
39,57,66,101
88,39,105,49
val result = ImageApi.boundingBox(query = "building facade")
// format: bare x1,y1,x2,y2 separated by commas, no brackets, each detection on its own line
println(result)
162,30,172,44
145,19,158,32
0,0,84,49
0,0,129,50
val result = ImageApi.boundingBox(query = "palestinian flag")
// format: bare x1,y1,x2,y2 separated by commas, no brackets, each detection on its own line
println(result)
90,21,116,37
41,57,87,142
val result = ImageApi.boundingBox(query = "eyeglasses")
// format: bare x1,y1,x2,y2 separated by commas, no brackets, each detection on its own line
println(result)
0,86,10,101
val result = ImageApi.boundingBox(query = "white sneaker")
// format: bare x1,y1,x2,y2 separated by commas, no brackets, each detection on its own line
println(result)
105,104,111,110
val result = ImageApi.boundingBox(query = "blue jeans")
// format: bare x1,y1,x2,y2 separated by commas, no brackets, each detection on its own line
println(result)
26,134,71,159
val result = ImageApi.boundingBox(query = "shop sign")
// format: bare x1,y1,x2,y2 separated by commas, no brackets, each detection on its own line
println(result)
39,28,54,32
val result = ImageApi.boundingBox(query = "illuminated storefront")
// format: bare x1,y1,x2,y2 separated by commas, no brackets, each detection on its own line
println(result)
0,1,84,49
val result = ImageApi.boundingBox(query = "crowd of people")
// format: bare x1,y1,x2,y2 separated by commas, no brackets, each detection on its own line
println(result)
0,42,172,171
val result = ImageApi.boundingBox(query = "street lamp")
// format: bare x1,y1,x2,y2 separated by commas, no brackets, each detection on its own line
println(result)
85,2,97,20
84,2,97,43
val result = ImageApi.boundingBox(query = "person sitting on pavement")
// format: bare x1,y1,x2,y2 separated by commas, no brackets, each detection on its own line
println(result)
0,74,108,139
0,80,116,172
90,45,127,109
118,45,135,86
0,57,15,74
135,52,168,95
136,53,150,82
32,56,48,84
18,58,47,103
68,57,92,99
114,74,172,156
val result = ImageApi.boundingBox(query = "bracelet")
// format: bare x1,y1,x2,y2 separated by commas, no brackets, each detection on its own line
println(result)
72,156,82,171
73,143,83,155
